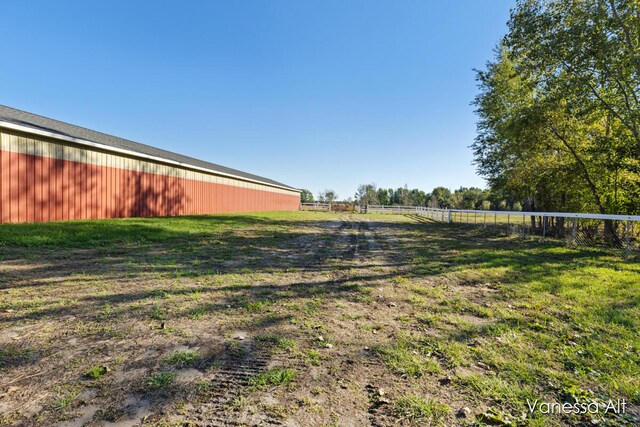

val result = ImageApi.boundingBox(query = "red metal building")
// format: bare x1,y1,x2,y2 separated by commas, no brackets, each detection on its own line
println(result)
0,106,300,223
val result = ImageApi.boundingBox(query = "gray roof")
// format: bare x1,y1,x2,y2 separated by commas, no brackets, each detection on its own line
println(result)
0,105,298,191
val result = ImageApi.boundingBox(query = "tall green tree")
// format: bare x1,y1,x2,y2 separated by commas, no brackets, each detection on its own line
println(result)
300,189,314,203
355,184,380,205
377,188,390,205
473,0,640,215
429,187,453,208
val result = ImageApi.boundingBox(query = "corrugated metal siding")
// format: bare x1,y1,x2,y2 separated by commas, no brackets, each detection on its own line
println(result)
0,129,300,223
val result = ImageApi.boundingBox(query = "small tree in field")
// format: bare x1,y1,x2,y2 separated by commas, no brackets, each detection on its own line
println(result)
318,189,338,204
377,188,390,205
355,184,379,206
300,189,314,203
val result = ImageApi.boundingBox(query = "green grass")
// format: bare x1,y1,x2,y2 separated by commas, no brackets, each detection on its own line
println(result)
145,372,176,390
393,217,640,423
165,350,199,367
244,299,274,313
50,386,81,410
391,395,450,425
255,334,298,352
0,211,638,426
190,306,207,319
84,365,109,379
149,305,168,320
248,368,297,389
0,214,266,248
303,349,326,366
374,336,441,377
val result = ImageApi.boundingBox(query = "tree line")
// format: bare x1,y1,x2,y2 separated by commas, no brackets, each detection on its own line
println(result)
300,185,523,211
301,1,639,217
473,0,640,215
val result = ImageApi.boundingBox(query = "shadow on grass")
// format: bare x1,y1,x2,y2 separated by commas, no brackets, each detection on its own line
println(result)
0,212,638,425
1,214,636,326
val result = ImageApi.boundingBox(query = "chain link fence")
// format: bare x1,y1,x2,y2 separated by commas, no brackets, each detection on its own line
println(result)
366,205,640,258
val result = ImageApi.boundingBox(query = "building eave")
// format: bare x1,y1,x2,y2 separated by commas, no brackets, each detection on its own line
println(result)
0,120,301,194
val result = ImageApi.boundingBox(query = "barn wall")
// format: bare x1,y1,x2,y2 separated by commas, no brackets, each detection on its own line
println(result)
0,129,300,223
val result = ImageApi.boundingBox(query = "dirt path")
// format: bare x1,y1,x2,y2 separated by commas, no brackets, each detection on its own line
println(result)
0,214,412,426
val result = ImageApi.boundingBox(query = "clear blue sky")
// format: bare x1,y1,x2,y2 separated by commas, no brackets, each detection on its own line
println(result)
1,1,513,200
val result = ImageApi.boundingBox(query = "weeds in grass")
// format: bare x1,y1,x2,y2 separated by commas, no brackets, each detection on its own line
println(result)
456,373,537,411
416,312,442,327
51,386,80,410
392,395,449,425
149,306,168,320
410,284,445,298
73,321,125,338
84,365,109,379
151,289,171,299
303,349,326,366
145,372,176,390
190,306,207,319
228,395,248,410
195,381,213,393
255,334,297,352
249,368,296,389
261,403,288,420
244,299,274,313
303,299,323,315
374,338,441,377
225,340,250,358
165,350,199,367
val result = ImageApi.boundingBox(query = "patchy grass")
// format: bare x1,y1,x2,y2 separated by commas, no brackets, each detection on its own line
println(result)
374,336,441,377
50,385,81,410
248,368,297,389
145,372,176,390
165,350,199,367
255,334,298,352
0,211,638,426
84,365,109,380
392,395,450,425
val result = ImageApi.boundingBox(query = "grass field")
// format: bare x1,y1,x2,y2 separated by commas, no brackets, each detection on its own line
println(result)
0,211,638,426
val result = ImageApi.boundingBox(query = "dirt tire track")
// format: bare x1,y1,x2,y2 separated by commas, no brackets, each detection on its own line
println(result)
180,350,285,426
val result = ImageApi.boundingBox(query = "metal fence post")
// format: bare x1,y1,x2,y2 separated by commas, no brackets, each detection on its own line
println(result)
625,220,631,258
368,205,637,256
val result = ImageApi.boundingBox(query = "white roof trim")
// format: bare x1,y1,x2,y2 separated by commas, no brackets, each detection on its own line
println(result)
0,120,300,193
